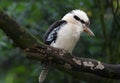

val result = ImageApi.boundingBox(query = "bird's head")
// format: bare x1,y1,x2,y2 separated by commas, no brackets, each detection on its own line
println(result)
62,9,95,36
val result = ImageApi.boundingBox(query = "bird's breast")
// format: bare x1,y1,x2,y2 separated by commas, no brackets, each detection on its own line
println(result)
51,23,82,53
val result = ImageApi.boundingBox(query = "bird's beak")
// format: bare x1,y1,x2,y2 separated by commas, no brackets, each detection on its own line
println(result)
84,27,95,36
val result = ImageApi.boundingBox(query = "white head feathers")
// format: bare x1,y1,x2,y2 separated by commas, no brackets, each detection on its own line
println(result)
62,9,89,25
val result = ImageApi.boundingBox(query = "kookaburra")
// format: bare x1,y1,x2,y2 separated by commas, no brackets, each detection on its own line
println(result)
39,9,95,83
44,9,94,53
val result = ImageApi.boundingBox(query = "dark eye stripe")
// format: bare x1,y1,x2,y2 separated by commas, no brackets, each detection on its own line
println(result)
74,15,85,24
74,15,80,21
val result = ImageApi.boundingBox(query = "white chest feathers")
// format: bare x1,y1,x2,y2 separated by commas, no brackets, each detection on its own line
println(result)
51,23,83,53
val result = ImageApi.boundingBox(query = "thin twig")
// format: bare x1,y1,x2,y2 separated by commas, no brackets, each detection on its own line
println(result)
111,0,120,27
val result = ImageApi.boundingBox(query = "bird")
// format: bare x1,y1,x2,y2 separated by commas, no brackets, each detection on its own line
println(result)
43,9,95,54
39,9,95,83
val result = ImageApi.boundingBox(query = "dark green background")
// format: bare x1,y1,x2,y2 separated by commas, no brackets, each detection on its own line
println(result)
0,0,120,83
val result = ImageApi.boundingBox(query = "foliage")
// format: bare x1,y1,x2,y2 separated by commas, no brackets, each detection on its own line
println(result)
0,0,120,83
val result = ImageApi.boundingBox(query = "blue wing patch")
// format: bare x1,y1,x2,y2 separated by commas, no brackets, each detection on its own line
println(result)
46,26,60,43
43,20,67,45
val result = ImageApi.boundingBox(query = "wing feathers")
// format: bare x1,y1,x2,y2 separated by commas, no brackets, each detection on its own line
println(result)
43,20,67,45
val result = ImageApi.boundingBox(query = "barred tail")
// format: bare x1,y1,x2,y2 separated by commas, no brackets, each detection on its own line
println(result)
39,65,50,83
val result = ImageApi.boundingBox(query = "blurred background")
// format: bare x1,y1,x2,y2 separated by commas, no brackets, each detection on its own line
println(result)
0,0,120,83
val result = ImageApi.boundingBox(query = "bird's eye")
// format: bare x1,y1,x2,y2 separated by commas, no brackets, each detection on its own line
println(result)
85,21,90,27
74,15,85,24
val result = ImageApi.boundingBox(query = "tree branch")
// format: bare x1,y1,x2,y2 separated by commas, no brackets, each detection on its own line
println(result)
25,45,120,79
0,8,41,49
0,8,120,81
